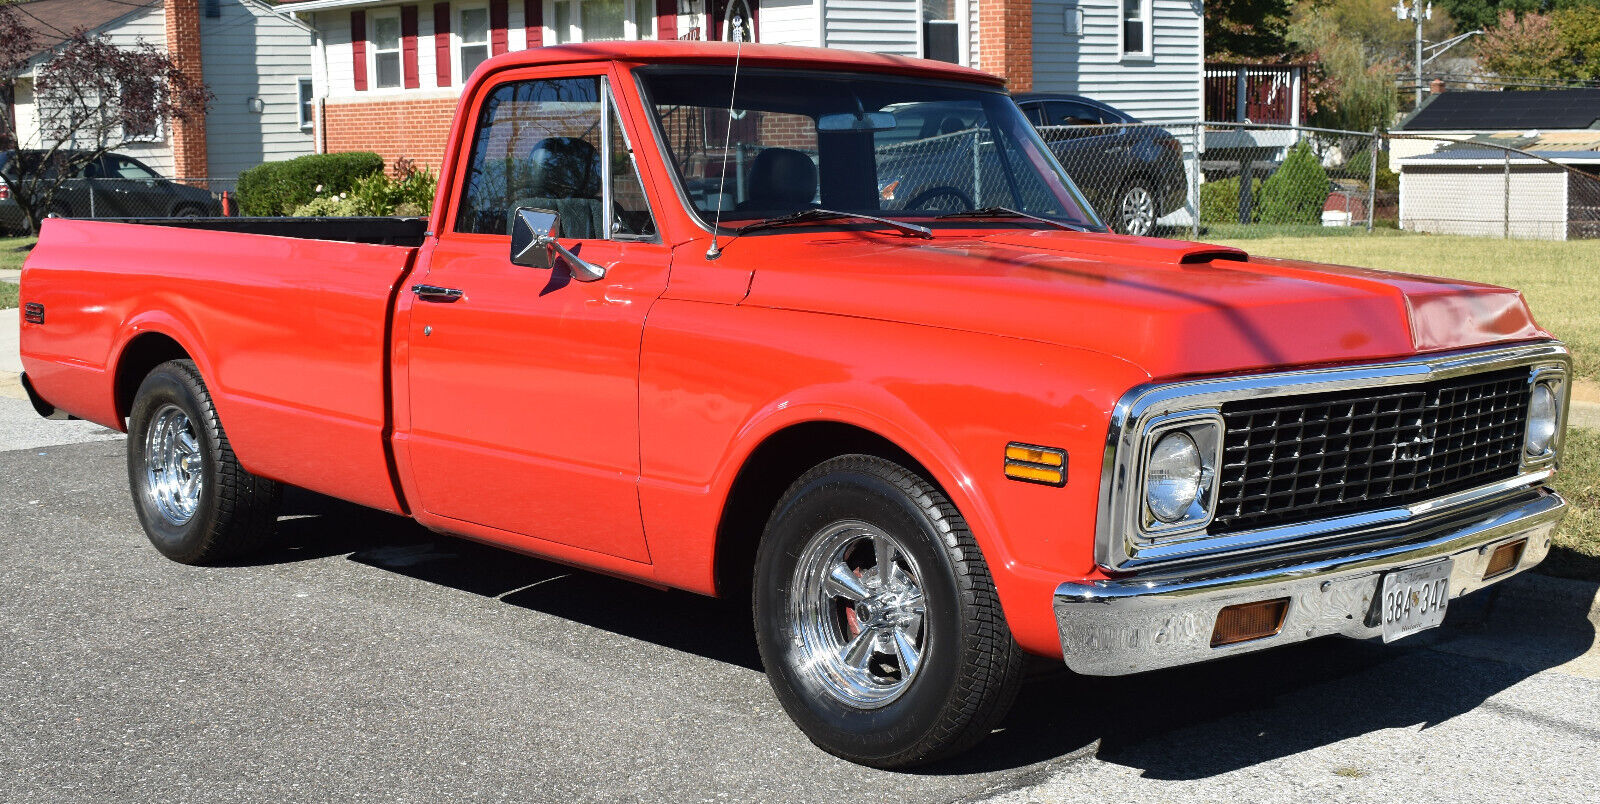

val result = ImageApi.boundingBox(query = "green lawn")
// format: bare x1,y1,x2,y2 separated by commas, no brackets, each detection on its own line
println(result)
1213,232,1600,581
1,236,33,267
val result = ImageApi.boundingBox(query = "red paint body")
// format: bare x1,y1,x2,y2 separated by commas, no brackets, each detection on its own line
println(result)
18,44,1552,658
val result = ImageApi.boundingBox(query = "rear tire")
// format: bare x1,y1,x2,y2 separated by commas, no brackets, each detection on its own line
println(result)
1113,181,1157,236
753,455,1024,768
126,359,281,564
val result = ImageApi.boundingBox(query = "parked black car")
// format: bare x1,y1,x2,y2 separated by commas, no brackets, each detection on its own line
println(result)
1,150,222,234
1013,93,1187,236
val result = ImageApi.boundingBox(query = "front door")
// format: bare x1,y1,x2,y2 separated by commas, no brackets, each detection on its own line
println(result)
402,70,666,562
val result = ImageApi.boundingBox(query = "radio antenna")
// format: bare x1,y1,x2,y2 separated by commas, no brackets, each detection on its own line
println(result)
705,32,744,261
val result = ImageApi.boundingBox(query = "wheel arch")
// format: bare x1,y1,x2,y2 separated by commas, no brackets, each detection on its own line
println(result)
110,316,220,426
712,419,949,600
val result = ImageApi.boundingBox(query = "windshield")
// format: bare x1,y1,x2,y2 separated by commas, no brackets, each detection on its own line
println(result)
639,68,1102,230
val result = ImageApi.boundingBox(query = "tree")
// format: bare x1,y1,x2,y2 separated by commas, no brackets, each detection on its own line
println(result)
1476,11,1568,81
1206,0,1295,60
1288,0,1457,129
1552,6,1600,81
0,1,40,151
0,7,210,234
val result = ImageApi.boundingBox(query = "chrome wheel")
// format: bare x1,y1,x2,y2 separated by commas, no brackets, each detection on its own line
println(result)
143,404,203,526
790,520,928,709
1119,184,1156,235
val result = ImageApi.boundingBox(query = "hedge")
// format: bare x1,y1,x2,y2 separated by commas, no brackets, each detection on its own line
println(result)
237,152,385,217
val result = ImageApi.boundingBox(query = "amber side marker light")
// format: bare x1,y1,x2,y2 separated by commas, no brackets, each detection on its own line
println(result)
1484,539,1528,580
1211,598,1290,647
1004,443,1067,486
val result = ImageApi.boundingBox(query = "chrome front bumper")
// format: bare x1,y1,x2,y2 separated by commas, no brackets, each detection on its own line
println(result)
1053,489,1566,676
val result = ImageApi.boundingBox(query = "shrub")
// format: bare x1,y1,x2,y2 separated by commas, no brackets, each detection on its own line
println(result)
1199,176,1264,223
1254,142,1330,225
1344,148,1399,193
289,158,437,218
237,151,385,216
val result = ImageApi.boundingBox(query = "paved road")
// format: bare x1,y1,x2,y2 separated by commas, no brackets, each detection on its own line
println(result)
1,396,1598,803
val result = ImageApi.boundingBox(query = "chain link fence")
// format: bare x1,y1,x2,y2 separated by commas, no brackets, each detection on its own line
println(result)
1,176,237,235
1038,122,1600,242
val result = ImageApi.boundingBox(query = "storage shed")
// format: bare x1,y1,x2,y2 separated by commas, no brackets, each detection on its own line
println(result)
1396,138,1600,240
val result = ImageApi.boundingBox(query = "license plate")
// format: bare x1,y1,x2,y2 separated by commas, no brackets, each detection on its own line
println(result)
1379,560,1452,643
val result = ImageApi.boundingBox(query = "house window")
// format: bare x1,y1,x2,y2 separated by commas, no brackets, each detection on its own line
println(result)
459,6,491,79
372,11,403,89
547,0,654,44
1121,0,1151,58
298,78,315,129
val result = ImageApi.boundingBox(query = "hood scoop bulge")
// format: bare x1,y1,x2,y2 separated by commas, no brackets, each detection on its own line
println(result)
980,230,1249,265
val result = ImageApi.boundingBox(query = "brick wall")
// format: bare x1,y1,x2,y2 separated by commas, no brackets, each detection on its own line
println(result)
978,0,1032,92
164,0,208,178
323,97,459,174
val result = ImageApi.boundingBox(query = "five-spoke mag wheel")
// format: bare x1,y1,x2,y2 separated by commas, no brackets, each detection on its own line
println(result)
142,404,204,526
792,520,928,709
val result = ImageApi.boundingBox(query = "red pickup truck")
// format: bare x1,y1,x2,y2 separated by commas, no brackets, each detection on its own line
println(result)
17,42,1572,768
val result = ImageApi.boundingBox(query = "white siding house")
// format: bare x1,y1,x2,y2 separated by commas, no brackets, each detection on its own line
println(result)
1032,0,1203,123
11,0,315,181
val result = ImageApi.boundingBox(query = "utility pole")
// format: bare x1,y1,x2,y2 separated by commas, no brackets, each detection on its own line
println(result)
1395,1,1433,106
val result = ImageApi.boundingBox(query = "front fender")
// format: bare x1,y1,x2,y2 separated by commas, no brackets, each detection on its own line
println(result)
638,300,1150,657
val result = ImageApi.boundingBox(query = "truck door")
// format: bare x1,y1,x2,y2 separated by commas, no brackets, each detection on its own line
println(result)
400,69,667,563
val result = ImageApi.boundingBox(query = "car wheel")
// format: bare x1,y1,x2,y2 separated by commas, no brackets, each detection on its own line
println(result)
1114,181,1158,236
127,359,282,564
753,455,1024,768
173,204,203,218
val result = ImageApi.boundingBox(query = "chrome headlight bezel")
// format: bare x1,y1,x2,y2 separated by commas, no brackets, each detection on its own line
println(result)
1522,366,1567,467
1138,412,1224,536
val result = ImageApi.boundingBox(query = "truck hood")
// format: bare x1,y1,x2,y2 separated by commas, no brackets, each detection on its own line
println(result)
734,229,1548,379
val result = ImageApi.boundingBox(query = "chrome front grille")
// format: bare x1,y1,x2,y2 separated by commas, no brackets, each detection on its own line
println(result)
1210,368,1530,534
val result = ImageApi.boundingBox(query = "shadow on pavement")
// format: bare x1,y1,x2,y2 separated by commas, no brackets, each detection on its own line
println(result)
254,487,1598,779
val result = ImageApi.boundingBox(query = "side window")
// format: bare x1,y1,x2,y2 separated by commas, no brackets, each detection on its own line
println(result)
455,77,604,236
1021,103,1046,127
112,157,159,180
454,76,656,240
1045,102,1102,127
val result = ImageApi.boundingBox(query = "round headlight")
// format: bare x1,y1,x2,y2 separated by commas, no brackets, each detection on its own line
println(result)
1527,382,1559,456
1147,431,1203,523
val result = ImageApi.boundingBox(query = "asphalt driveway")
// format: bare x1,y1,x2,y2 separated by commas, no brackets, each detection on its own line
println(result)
1,395,1598,803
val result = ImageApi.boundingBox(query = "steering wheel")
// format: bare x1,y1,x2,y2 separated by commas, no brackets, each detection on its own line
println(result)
904,185,975,213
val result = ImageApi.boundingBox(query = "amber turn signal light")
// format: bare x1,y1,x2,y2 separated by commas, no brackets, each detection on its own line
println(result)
1483,539,1527,580
1004,443,1066,486
1211,598,1290,647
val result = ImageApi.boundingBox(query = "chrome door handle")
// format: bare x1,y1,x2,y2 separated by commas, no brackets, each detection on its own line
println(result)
411,284,464,303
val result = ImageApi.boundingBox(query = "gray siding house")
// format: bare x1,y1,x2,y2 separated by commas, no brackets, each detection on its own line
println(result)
9,0,316,181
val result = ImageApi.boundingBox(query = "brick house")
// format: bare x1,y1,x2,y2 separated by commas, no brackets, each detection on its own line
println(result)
280,0,1203,173
7,0,317,182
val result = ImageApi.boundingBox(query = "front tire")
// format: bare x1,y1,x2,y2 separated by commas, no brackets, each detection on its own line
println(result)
753,455,1024,768
126,359,281,564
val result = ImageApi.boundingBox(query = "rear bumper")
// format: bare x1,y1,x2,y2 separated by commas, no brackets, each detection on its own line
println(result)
1053,488,1566,676
20,372,70,420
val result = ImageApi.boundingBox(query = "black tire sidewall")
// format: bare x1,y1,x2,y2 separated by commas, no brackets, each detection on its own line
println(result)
126,364,220,562
754,466,968,764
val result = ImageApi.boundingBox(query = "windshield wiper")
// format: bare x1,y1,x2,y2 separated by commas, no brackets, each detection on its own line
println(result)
732,208,934,239
935,206,1096,232
705,208,934,259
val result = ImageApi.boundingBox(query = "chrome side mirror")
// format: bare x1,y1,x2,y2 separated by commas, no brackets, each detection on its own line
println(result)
510,207,606,282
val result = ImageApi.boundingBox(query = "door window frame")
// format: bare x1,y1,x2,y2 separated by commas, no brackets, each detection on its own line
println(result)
441,64,660,243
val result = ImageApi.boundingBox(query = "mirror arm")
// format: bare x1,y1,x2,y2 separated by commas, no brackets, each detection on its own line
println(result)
538,234,606,282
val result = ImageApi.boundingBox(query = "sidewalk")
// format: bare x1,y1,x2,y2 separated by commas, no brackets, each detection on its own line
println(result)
0,306,22,401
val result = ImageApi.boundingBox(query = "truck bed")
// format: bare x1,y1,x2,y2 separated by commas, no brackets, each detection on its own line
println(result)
20,217,420,513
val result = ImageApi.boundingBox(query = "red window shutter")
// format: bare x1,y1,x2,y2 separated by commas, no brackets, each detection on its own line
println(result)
490,0,508,55
655,0,676,39
524,0,542,47
401,5,419,89
434,3,452,85
351,10,367,91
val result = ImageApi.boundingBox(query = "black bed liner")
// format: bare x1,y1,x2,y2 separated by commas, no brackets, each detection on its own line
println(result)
99,217,430,247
